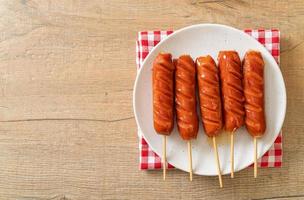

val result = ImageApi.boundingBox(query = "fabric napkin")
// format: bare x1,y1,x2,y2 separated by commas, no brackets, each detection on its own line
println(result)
136,29,282,170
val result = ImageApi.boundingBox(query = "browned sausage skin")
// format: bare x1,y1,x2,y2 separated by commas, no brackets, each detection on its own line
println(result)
218,51,245,132
175,55,199,140
243,50,266,137
153,53,175,135
196,55,223,137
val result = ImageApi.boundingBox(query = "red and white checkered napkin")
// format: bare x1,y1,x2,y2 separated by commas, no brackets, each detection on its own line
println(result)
136,29,282,170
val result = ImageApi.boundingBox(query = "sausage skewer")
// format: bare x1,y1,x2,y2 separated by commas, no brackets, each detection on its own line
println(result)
243,50,266,178
218,51,245,178
254,137,258,178
175,55,199,181
196,55,223,187
213,137,223,187
187,140,193,181
153,53,175,180
230,131,234,178
162,135,167,179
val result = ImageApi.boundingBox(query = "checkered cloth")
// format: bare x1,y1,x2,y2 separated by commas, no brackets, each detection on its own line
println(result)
136,29,282,170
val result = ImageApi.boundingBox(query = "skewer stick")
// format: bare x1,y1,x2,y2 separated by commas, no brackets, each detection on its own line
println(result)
187,140,193,181
254,137,258,178
230,132,234,178
162,135,167,180
212,136,223,188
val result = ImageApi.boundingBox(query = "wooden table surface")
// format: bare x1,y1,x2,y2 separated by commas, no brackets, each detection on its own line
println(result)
0,0,303,199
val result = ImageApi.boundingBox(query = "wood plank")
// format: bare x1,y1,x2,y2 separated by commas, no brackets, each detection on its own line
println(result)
0,0,303,199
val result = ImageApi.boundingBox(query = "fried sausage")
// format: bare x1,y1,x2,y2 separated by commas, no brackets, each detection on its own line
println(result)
175,55,199,140
153,53,175,135
243,50,266,137
218,51,245,132
196,55,223,137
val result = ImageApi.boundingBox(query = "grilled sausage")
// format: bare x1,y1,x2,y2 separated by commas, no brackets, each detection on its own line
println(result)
196,55,223,137
175,55,199,140
243,50,266,137
218,51,245,132
153,53,175,135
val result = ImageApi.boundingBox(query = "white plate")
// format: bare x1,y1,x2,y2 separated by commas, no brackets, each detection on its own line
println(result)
133,24,286,176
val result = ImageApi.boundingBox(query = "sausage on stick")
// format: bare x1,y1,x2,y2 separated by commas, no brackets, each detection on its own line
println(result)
243,50,266,178
175,55,199,181
218,51,245,178
153,53,175,180
196,55,223,188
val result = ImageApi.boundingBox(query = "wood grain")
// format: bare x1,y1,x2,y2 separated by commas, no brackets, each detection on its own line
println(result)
0,0,303,199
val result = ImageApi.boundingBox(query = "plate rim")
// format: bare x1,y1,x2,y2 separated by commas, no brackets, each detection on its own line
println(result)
133,23,286,175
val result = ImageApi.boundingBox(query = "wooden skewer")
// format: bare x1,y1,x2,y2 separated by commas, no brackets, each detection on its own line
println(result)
230,131,234,178
187,140,193,181
212,136,223,188
254,137,258,178
162,135,167,180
